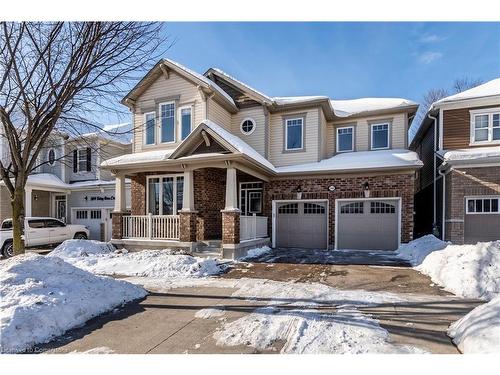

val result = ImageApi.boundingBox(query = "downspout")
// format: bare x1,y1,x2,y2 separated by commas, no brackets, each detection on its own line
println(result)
438,167,449,241
428,112,439,236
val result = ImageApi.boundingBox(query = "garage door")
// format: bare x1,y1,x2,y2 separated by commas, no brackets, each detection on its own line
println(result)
465,197,500,244
276,201,328,249
336,199,399,250
72,208,104,240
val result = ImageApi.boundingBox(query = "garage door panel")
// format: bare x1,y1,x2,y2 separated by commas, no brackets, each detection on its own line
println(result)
465,214,500,244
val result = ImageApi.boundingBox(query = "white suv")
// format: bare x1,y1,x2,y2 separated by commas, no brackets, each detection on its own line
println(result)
0,217,89,258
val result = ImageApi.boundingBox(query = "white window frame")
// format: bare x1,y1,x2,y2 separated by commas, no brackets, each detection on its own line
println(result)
285,117,303,151
143,111,156,146
77,148,88,173
240,117,256,135
370,123,390,150
146,174,184,216
470,107,500,145
178,105,193,142
465,196,500,215
336,126,354,153
47,148,56,166
159,101,176,144
239,181,263,216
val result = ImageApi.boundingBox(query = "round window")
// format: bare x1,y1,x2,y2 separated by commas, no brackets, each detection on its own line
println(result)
240,118,256,135
48,149,56,166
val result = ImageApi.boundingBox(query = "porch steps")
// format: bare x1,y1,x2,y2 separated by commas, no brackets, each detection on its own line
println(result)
193,240,222,258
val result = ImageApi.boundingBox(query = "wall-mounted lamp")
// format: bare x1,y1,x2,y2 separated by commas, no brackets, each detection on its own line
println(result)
363,182,370,198
33,194,38,201
296,185,303,200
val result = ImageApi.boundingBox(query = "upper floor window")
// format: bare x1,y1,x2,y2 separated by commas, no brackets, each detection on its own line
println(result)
144,112,156,145
47,148,56,166
160,102,175,143
470,108,500,144
240,118,256,135
371,123,390,150
285,118,303,151
180,107,192,141
73,148,90,173
337,126,354,152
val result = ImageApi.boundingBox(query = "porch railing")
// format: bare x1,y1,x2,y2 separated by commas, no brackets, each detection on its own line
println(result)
122,214,180,240
240,215,268,241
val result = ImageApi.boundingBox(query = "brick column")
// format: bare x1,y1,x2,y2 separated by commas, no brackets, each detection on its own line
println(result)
112,212,124,240
179,211,197,242
222,210,240,245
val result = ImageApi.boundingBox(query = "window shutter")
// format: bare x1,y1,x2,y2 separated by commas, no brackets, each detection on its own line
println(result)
86,148,92,172
73,150,78,173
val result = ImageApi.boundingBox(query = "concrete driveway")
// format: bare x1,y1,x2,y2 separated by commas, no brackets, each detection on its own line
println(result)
37,260,481,354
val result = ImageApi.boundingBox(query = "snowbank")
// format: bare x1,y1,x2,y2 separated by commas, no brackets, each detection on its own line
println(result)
396,235,447,266
239,246,272,261
49,239,116,258
0,253,146,353
448,296,500,353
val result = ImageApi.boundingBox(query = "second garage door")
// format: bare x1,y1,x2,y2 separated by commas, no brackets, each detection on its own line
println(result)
336,199,399,251
276,201,328,249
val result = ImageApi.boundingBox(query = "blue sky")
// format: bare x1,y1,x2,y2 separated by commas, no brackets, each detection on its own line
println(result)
107,22,500,126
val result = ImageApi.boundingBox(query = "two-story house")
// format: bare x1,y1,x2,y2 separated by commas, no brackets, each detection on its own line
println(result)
103,58,421,258
0,124,132,241
411,78,500,244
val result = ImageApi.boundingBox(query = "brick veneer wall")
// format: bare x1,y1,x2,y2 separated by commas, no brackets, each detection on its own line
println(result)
264,172,416,246
445,166,500,244
131,173,146,215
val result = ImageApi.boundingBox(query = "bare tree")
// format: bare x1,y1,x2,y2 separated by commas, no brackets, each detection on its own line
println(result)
0,22,167,255
452,77,484,94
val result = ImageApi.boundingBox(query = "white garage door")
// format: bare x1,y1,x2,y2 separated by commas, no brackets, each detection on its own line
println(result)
72,208,105,241
336,199,400,251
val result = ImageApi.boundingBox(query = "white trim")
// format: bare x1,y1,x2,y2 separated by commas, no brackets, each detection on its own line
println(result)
248,191,262,214
178,105,193,142
271,199,329,250
146,174,183,215
239,181,263,215
370,122,390,150
438,108,444,151
469,107,500,145
465,195,500,215
158,101,176,144
240,117,256,136
143,111,156,146
334,197,402,250
284,117,304,151
336,126,354,153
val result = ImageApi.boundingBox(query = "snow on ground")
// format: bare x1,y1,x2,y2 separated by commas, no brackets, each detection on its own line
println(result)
239,246,272,261
0,253,146,353
448,296,500,353
195,307,226,319
396,235,448,266
49,241,222,278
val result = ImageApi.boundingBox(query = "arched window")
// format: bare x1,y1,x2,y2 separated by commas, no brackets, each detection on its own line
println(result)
48,148,56,166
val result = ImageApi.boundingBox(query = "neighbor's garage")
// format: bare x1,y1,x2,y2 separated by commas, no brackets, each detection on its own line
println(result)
71,208,112,241
275,201,328,249
336,198,400,251
464,196,500,244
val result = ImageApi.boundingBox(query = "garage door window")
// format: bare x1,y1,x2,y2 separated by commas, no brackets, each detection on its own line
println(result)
76,210,88,219
466,197,500,214
304,203,325,214
278,203,298,214
370,201,396,214
340,202,364,214
91,210,101,219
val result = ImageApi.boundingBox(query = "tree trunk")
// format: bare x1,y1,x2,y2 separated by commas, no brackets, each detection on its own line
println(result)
11,187,25,255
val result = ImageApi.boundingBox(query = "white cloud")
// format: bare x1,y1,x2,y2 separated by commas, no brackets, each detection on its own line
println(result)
420,34,447,43
419,51,443,64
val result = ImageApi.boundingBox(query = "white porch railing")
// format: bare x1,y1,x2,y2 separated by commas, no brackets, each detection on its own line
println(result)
240,215,268,241
123,214,180,240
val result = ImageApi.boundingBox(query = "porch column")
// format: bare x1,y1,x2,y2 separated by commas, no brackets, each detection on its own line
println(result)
221,167,240,245
179,169,197,243
25,187,32,217
112,174,126,240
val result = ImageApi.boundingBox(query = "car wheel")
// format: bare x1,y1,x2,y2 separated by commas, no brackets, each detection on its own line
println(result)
2,241,14,258
74,233,88,240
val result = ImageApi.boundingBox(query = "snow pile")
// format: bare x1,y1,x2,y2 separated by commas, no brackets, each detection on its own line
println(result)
0,253,146,353
273,96,328,105
101,148,175,167
330,98,417,118
448,296,500,353
396,235,448,266
433,78,500,106
49,239,116,258
239,246,272,261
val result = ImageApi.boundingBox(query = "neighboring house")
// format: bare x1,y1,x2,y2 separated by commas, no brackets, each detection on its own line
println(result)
103,58,421,258
411,78,500,244
0,123,132,241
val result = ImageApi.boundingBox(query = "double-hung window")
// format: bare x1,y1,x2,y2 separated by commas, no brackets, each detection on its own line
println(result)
160,102,175,143
147,175,184,215
337,126,354,152
285,118,303,150
77,149,88,172
471,108,500,144
180,106,192,141
371,123,390,150
144,112,156,145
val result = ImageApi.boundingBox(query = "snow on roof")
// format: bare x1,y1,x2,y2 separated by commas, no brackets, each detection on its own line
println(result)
164,59,236,107
273,96,329,105
209,68,272,102
433,78,500,107
100,148,175,167
330,98,418,118
68,179,130,189
438,146,500,163
276,149,422,174
79,123,132,145
26,173,68,189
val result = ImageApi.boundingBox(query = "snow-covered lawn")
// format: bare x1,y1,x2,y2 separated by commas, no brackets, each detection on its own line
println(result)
0,253,146,353
397,235,500,353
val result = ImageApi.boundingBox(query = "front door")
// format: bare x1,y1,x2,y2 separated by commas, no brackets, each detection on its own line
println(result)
240,182,263,216
55,195,67,223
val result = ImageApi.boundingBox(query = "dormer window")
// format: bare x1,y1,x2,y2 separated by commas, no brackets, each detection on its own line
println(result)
371,123,390,150
337,126,354,152
470,108,500,145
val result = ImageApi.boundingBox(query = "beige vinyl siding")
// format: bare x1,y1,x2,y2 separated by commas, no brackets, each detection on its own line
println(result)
99,143,132,181
319,110,329,159
133,71,205,152
325,121,335,158
231,107,266,157
269,108,320,167
207,97,231,131
0,186,12,223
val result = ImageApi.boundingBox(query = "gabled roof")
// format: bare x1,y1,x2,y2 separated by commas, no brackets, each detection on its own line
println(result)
122,59,237,112
73,123,132,146
432,78,500,108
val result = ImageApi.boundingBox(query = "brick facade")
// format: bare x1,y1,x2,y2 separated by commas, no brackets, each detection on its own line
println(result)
131,174,146,215
222,210,240,244
179,211,197,242
444,166,500,244
111,212,124,240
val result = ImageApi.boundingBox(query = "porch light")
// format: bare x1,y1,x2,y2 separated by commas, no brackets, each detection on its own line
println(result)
296,185,303,200
363,182,370,198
